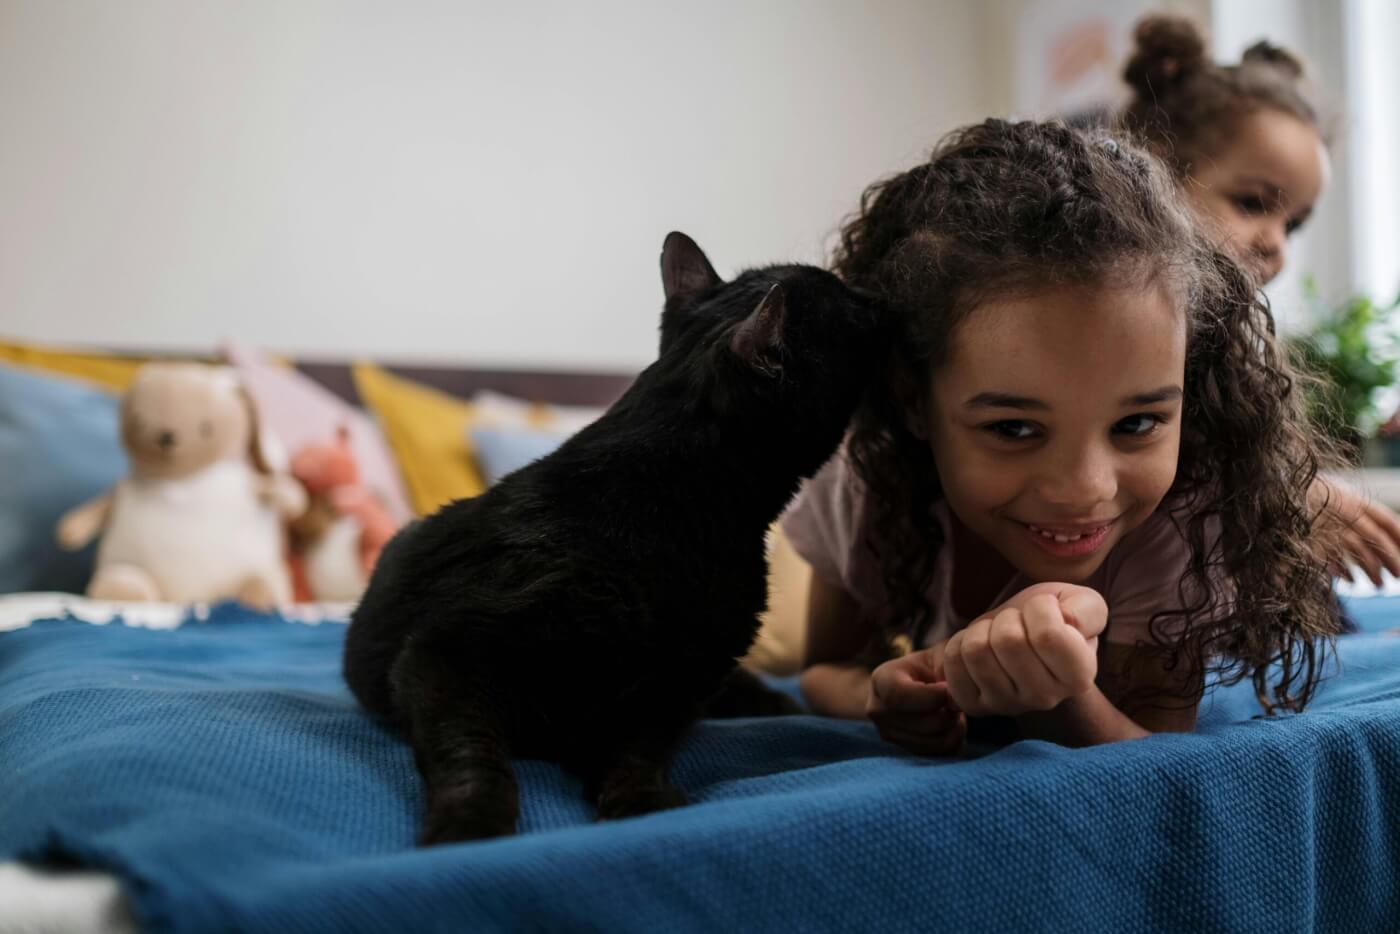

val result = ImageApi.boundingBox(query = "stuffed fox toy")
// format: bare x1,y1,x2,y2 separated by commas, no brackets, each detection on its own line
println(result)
287,425,399,602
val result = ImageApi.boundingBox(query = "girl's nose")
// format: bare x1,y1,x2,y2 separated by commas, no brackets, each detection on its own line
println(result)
1252,222,1286,284
1038,443,1117,510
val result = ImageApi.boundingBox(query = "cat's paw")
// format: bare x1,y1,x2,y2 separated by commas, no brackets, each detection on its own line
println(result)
748,689,803,717
702,672,804,718
418,799,517,846
596,783,688,821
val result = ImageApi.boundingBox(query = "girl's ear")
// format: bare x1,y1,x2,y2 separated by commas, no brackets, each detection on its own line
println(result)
887,350,929,440
660,231,722,301
730,284,785,376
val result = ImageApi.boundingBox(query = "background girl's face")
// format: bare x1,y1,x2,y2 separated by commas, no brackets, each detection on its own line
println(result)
1180,108,1328,286
921,282,1186,584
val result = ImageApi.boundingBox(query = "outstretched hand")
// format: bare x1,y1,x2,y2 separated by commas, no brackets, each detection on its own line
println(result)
1312,476,1400,586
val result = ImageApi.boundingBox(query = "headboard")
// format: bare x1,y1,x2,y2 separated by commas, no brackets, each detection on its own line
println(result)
4,339,638,409
296,361,637,409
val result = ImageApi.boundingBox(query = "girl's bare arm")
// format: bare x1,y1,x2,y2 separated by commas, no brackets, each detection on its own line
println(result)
1016,641,1201,746
797,572,879,720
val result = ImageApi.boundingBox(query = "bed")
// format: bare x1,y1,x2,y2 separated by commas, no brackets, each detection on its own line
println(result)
4,591,1400,932
3,354,1400,932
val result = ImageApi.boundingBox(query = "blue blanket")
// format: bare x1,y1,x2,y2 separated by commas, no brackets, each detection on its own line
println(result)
3,599,1400,933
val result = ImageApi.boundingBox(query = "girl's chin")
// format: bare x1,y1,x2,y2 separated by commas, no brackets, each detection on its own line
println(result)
1011,557,1104,586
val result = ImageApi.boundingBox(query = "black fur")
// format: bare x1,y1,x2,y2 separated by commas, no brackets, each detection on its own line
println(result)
343,233,886,844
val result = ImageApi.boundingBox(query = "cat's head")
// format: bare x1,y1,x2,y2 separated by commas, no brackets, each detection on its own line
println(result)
652,232,887,471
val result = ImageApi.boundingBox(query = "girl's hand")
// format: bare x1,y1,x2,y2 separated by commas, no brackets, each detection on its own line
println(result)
1311,476,1400,586
866,646,967,756
942,582,1106,717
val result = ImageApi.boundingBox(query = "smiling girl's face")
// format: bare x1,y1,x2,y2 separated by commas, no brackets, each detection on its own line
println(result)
1180,108,1328,286
920,281,1187,584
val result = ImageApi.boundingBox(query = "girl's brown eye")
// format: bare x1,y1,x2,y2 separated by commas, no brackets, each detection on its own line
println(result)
1113,413,1163,436
1234,195,1268,215
985,420,1039,441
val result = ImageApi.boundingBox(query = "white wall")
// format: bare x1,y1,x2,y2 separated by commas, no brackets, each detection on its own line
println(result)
1342,0,1400,303
0,0,993,371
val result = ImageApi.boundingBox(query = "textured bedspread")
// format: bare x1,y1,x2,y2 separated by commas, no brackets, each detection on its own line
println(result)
2,596,1399,933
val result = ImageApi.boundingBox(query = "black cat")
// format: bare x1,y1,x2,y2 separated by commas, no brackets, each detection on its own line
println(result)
343,233,886,844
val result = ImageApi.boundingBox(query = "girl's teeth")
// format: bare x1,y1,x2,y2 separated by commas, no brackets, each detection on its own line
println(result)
1030,525,1085,542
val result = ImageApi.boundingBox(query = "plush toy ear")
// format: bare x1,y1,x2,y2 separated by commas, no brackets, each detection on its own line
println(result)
238,385,275,475
660,231,722,301
730,284,785,376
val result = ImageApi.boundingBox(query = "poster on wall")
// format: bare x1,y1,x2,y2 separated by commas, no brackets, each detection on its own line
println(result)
1012,0,1156,121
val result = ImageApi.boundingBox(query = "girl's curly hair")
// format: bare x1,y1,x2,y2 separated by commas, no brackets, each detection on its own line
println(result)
1120,14,1328,177
833,118,1341,714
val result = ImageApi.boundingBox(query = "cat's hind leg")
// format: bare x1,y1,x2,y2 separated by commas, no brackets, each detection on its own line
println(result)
568,711,694,822
595,753,688,820
390,634,519,845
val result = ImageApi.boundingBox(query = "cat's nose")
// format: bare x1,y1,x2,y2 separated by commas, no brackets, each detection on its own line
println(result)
157,430,176,450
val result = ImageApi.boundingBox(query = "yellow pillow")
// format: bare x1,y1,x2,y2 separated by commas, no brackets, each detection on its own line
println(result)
352,362,487,515
742,523,811,676
0,340,147,391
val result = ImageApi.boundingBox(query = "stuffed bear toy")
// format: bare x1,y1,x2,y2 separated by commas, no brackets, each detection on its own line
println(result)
56,362,306,608
287,425,399,602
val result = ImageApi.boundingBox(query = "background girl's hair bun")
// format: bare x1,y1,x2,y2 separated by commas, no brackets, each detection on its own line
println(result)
1123,14,1208,94
1241,40,1305,78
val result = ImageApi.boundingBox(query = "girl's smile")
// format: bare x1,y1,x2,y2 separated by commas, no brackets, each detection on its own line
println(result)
1019,518,1117,558
921,281,1187,584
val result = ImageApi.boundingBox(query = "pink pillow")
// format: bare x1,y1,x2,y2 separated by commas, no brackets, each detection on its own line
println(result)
223,342,413,523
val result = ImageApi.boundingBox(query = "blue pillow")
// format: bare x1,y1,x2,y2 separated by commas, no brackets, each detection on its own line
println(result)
469,425,569,486
0,363,126,593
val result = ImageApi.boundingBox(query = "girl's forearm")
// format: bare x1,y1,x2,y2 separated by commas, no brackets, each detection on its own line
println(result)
798,662,872,720
1016,684,1153,747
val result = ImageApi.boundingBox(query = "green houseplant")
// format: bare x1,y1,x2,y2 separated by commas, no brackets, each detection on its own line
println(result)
1286,284,1400,464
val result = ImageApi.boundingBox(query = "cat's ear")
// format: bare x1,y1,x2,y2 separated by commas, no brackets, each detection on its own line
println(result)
730,284,785,376
660,231,722,301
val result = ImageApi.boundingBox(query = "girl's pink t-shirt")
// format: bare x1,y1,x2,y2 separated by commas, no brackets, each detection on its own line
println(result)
780,445,1209,649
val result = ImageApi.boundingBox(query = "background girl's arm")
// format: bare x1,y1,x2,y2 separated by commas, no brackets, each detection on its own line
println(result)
797,573,878,719
1015,641,1202,746
1312,477,1400,585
